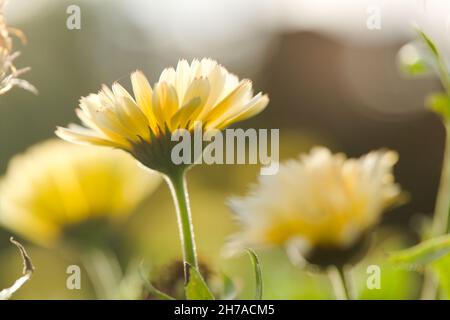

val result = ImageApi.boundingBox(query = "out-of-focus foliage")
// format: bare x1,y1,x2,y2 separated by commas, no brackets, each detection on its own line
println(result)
352,232,420,300
426,93,450,120
390,235,450,298
0,0,35,95
389,235,450,268
397,43,432,77
0,238,33,300
434,255,450,298
246,249,263,300
396,29,450,300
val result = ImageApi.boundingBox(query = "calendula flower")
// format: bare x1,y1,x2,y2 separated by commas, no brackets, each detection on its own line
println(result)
228,147,403,268
56,59,268,296
55,58,268,174
0,140,161,247
56,59,269,296
0,0,36,95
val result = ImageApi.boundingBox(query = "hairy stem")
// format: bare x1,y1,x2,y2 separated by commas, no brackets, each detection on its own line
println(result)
165,170,199,271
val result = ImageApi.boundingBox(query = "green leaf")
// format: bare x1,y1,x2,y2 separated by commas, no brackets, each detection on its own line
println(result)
426,93,450,120
247,249,263,300
417,29,440,59
389,234,450,269
433,255,450,299
415,29,450,94
184,263,215,300
220,273,237,300
138,262,175,300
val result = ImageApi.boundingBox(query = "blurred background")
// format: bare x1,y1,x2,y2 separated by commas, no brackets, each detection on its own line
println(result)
0,0,448,299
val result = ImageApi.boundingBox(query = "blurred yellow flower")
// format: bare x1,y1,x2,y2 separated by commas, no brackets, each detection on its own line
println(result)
56,58,268,173
229,147,404,265
0,140,161,246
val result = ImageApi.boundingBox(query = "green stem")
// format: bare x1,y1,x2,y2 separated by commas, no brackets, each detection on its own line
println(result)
82,249,122,300
165,170,199,270
431,123,450,237
421,123,450,299
328,266,351,300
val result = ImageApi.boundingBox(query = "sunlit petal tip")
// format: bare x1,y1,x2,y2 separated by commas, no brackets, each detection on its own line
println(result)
385,150,399,163
111,82,129,97
54,126,65,135
241,79,253,87
75,107,84,116
131,69,145,79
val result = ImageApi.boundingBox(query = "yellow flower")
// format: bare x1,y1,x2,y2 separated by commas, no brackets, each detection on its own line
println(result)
56,58,269,173
228,147,404,266
0,140,161,246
